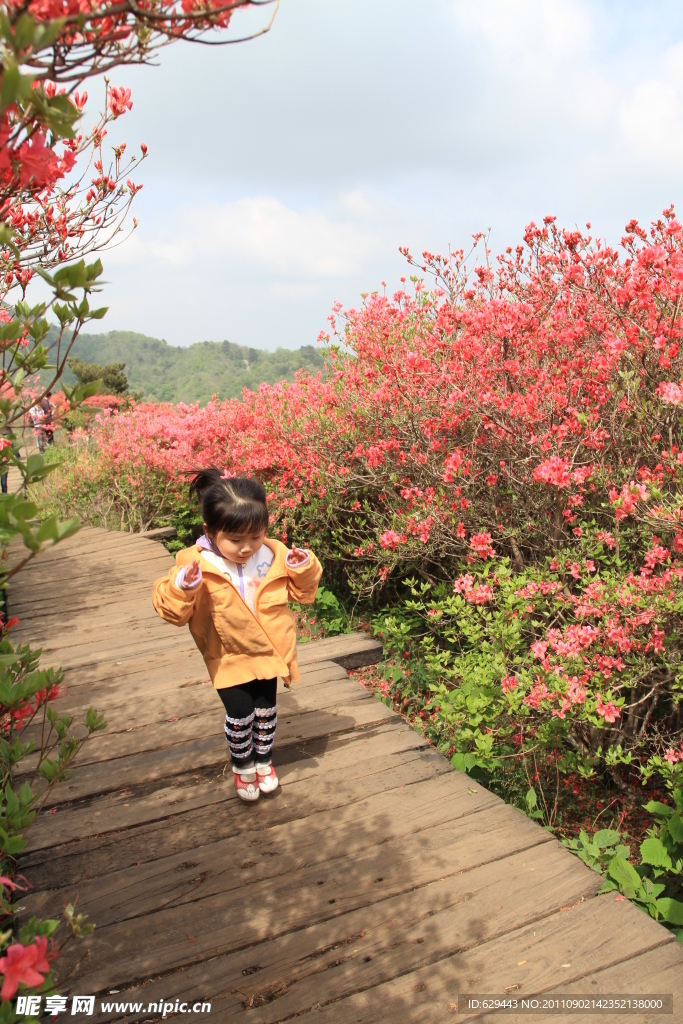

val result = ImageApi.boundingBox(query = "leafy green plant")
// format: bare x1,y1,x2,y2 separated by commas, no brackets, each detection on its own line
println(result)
0,627,106,1003
293,585,354,641
561,788,683,939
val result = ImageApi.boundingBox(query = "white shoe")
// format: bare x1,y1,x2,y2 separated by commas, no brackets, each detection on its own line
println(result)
233,764,259,802
256,761,279,794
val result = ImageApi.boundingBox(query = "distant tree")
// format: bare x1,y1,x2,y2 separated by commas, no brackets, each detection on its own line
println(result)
68,357,129,395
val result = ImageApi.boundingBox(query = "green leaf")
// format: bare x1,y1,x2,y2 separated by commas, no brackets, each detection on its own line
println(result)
450,751,478,772
640,837,672,870
2,834,25,855
10,500,37,520
36,516,58,544
25,453,45,477
667,813,683,845
525,787,538,811
608,855,641,891
56,517,80,541
13,14,38,53
70,379,102,404
593,829,621,849
655,898,683,926
0,63,19,111
644,800,673,818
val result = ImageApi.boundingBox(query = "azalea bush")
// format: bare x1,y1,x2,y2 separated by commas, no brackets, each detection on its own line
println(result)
38,208,683,933
0,626,106,1009
375,531,683,786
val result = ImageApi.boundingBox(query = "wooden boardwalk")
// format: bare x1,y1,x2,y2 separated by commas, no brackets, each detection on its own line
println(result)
9,528,683,1023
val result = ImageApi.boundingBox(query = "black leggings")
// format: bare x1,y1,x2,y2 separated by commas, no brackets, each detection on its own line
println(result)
218,678,277,768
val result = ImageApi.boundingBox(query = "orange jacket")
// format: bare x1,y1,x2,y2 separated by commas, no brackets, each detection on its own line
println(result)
152,538,322,689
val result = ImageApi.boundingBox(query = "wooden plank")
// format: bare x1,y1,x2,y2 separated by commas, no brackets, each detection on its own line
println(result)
42,646,206,692
11,524,677,1021
30,662,345,727
21,669,360,757
19,678,379,772
22,744,463,922
261,896,675,1024
92,841,601,1024
21,727,442,864
50,791,546,993
21,724,440,871
9,548,172,583
19,698,396,804
13,630,380,676
8,527,173,562
141,526,177,540
28,634,199,672
297,633,383,670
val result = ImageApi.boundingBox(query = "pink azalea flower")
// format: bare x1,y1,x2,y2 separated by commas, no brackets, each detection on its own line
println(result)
501,674,518,693
0,936,51,999
595,696,620,723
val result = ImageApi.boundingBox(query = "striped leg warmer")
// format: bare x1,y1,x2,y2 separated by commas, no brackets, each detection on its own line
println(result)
224,711,254,766
253,704,277,763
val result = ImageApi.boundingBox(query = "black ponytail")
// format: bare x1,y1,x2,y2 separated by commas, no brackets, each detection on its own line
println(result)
189,469,269,536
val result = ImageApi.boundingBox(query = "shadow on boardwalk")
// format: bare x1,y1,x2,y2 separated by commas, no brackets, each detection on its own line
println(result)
9,529,683,1023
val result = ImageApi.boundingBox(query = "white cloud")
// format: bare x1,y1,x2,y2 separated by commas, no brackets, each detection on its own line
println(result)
619,41,683,169
451,0,592,61
201,196,380,277
77,0,683,349
109,196,381,280
449,0,615,134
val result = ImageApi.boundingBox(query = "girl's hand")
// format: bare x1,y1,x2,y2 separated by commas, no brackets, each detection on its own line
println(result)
184,559,201,586
288,546,308,566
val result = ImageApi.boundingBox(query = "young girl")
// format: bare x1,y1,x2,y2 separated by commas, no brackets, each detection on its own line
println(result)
153,470,322,802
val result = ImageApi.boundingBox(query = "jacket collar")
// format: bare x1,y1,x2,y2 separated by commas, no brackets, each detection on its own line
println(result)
193,535,287,583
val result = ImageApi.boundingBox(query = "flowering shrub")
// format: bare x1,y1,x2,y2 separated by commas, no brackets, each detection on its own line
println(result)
0,622,106,1009
375,549,683,785
37,209,683,932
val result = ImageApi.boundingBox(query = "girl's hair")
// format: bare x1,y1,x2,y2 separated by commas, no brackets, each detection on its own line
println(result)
190,469,268,536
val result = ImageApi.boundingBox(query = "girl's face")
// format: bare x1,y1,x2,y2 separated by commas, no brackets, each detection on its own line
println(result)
207,525,266,564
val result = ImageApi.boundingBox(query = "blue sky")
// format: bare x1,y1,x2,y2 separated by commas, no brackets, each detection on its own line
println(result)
92,0,683,349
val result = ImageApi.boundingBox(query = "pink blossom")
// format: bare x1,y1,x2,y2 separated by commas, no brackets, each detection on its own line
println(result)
523,681,553,708
469,531,495,559
0,937,51,1000
442,450,464,482
657,381,683,405
453,573,474,593
530,640,548,661
533,456,572,488
595,696,620,723
552,696,572,719
107,86,133,118
501,674,518,693
644,544,670,568
567,677,586,705
379,530,406,551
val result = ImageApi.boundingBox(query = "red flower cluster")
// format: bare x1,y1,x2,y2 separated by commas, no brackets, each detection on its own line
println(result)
81,208,683,598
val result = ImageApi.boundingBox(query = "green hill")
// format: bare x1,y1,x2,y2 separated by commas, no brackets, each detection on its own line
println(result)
49,330,326,405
